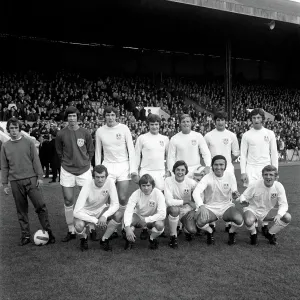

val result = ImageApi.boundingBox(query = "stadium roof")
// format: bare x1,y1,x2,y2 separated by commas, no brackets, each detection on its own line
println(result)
2,0,300,62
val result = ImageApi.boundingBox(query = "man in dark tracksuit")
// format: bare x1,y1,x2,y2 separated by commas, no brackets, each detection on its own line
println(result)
1,117,55,246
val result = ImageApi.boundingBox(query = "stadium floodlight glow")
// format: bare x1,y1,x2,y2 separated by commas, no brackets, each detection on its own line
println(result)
268,20,276,30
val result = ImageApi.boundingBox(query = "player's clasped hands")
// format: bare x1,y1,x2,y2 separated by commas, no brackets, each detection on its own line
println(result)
241,173,249,185
194,205,209,222
273,214,282,224
131,173,139,184
97,216,107,230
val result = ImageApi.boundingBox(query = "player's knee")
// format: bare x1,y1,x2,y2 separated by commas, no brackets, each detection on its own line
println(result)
233,213,244,226
185,224,197,234
64,197,73,207
113,211,123,223
282,212,291,223
168,206,180,217
118,197,128,207
74,218,85,232
196,216,206,228
154,221,164,231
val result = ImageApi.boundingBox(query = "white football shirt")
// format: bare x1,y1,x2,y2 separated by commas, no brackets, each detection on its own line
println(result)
73,178,119,224
240,127,278,173
124,187,166,226
135,132,169,171
95,123,136,174
167,131,211,171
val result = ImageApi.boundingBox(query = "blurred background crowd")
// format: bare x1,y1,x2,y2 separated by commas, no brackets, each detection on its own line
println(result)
0,70,299,168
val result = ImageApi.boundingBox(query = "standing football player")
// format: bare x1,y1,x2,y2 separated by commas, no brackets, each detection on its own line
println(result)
95,106,138,235
167,114,211,178
56,106,94,242
240,165,291,246
135,114,169,191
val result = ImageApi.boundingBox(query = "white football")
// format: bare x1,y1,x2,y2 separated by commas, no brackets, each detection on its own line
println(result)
33,230,49,246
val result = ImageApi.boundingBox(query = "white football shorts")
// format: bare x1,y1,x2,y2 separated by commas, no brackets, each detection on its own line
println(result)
60,167,92,187
103,161,130,182
139,169,165,191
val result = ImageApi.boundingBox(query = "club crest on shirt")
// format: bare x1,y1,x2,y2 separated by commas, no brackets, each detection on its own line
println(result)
102,190,108,196
159,140,164,147
149,201,155,207
116,133,122,140
191,140,197,146
184,188,190,194
271,193,277,199
223,183,229,190
264,136,269,143
223,138,229,145
77,138,85,147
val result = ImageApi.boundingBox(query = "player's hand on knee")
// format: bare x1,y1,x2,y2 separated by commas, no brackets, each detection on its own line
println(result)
186,210,195,221
97,216,107,230
131,173,139,184
125,226,136,242
199,205,209,223
273,214,281,224
241,173,248,184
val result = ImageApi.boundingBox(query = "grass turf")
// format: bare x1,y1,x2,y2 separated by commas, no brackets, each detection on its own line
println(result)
1,165,300,300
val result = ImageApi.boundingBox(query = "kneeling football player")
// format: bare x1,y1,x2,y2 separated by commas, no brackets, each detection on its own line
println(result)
240,165,291,246
164,161,198,248
192,155,242,245
73,165,121,251
123,174,166,250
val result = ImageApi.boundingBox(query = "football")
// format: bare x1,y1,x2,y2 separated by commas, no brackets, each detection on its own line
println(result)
33,230,49,246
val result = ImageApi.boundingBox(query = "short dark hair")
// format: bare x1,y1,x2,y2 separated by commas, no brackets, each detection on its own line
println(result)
214,111,228,121
147,114,161,124
250,108,265,121
103,106,118,117
172,160,189,175
211,155,227,169
6,117,21,132
262,165,278,177
64,106,79,120
92,165,108,177
139,174,155,188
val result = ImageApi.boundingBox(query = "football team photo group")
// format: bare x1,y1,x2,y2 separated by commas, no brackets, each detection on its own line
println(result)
1,106,291,252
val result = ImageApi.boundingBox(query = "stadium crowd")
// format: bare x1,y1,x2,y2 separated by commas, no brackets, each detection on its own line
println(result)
1,70,300,157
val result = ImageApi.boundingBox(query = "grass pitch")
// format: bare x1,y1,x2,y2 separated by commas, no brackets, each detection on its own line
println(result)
1,165,300,300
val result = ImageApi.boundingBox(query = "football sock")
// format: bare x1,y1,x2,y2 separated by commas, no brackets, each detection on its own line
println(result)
262,221,269,227
229,221,244,233
269,219,288,235
89,223,95,232
150,227,164,240
64,205,75,233
102,219,121,241
168,215,179,237
225,222,231,227
199,224,213,234
246,223,257,235
75,227,87,239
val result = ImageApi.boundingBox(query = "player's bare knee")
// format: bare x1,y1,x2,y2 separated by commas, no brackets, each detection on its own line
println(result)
113,211,123,223
233,214,244,226
154,221,164,231
185,224,197,234
168,206,180,217
74,218,85,232
119,197,128,207
282,212,291,223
